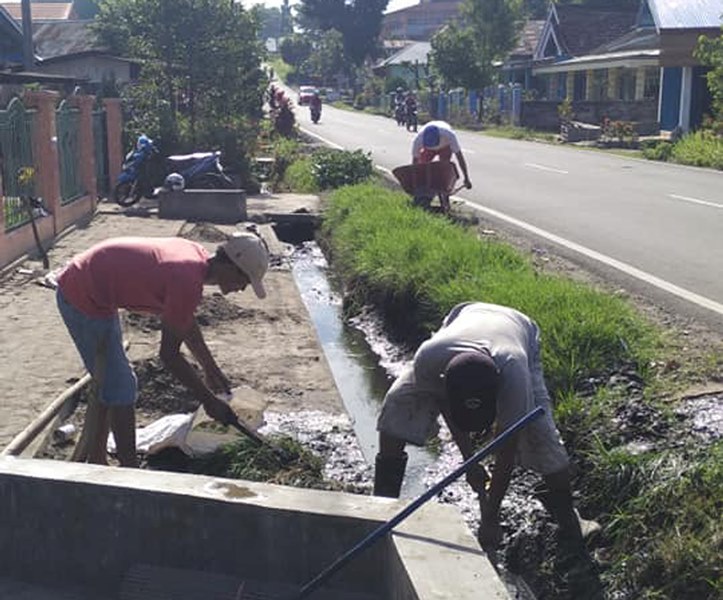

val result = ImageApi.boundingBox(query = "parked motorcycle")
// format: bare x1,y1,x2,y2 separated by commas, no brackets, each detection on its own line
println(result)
113,135,233,207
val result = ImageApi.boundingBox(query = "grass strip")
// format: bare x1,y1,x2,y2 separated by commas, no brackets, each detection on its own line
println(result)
322,183,658,394
320,182,722,599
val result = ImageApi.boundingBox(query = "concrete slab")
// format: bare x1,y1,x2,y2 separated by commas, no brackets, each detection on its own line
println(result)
158,189,247,224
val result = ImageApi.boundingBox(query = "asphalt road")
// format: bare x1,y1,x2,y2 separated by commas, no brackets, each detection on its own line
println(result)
293,98,723,330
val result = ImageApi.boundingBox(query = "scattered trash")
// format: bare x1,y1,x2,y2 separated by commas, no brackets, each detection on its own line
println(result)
53,423,76,444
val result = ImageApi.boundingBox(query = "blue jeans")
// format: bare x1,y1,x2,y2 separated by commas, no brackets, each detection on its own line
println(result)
56,289,137,406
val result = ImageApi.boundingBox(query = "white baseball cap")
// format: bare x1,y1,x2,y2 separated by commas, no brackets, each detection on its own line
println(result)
221,231,269,298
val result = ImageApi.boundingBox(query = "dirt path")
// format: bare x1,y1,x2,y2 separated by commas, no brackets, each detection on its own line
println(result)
0,197,342,451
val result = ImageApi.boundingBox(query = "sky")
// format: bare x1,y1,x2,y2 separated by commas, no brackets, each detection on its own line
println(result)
241,0,419,14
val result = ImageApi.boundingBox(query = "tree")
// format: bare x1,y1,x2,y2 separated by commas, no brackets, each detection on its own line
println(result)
305,29,348,86
280,33,313,68
297,0,388,66
430,0,522,92
430,25,488,90
254,6,283,42
695,27,723,125
93,0,266,176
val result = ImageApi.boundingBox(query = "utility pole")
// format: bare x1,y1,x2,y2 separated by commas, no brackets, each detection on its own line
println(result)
21,0,34,71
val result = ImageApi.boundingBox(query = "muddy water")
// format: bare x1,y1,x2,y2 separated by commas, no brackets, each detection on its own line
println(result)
291,243,434,498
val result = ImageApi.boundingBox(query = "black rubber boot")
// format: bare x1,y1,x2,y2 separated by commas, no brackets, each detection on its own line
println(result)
373,452,408,498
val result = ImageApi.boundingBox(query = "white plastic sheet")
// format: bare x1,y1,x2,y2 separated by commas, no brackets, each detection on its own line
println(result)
108,413,195,456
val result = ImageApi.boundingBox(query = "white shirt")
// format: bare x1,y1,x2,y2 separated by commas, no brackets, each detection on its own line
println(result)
412,302,548,431
411,120,461,159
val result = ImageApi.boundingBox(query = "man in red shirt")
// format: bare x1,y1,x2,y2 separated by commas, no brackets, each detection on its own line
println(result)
56,230,270,467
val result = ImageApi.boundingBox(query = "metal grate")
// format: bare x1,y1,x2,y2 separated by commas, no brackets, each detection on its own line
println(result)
0,97,35,231
56,100,84,205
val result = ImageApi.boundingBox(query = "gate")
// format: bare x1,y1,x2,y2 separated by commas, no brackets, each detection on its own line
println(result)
56,100,84,204
93,108,109,197
0,98,36,231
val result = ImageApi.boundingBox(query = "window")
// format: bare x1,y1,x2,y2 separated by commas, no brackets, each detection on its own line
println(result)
591,70,608,101
643,67,660,100
618,69,636,101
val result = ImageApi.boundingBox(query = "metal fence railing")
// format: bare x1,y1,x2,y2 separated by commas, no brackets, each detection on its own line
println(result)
0,98,36,231
56,100,84,205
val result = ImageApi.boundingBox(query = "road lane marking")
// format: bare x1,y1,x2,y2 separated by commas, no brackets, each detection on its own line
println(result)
669,194,723,209
524,162,568,174
452,195,723,318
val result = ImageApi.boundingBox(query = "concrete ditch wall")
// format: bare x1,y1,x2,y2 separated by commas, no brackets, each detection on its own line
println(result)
0,457,510,599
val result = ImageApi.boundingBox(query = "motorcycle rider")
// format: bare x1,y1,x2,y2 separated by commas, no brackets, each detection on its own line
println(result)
393,87,406,125
404,91,418,132
309,91,322,123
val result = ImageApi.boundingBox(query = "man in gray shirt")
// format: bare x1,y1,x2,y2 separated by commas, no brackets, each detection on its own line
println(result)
375,302,598,556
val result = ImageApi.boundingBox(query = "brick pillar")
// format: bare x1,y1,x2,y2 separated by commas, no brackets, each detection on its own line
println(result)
103,98,123,191
69,95,97,207
24,90,61,234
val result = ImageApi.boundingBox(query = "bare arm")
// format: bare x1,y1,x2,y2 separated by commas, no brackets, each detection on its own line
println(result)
478,431,518,548
454,151,472,187
182,319,230,394
438,403,489,495
159,320,235,424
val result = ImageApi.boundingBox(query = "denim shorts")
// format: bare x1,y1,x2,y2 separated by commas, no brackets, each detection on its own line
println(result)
56,289,137,406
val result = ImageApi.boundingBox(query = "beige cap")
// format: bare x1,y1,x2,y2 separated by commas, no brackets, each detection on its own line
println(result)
221,231,269,298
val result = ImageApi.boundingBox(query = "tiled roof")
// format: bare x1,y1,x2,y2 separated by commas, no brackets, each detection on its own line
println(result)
648,0,723,30
33,20,103,58
510,19,545,58
1,2,73,21
556,5,637,57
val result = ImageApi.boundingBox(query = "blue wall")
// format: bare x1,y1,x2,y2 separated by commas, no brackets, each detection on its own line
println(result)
660,67,681,130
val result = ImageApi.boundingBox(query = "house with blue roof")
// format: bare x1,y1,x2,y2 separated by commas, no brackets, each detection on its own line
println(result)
526,0,721,133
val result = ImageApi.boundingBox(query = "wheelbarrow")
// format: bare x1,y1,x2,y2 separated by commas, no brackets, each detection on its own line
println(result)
392,161,464,214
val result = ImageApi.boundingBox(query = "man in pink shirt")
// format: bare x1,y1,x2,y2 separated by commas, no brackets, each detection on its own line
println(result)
56,230,270,467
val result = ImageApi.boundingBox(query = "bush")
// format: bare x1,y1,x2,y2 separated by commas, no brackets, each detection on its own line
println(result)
311,149,372,189
282,158,319,193
353,93,368,110
642,140,673,162
671,130,723,169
